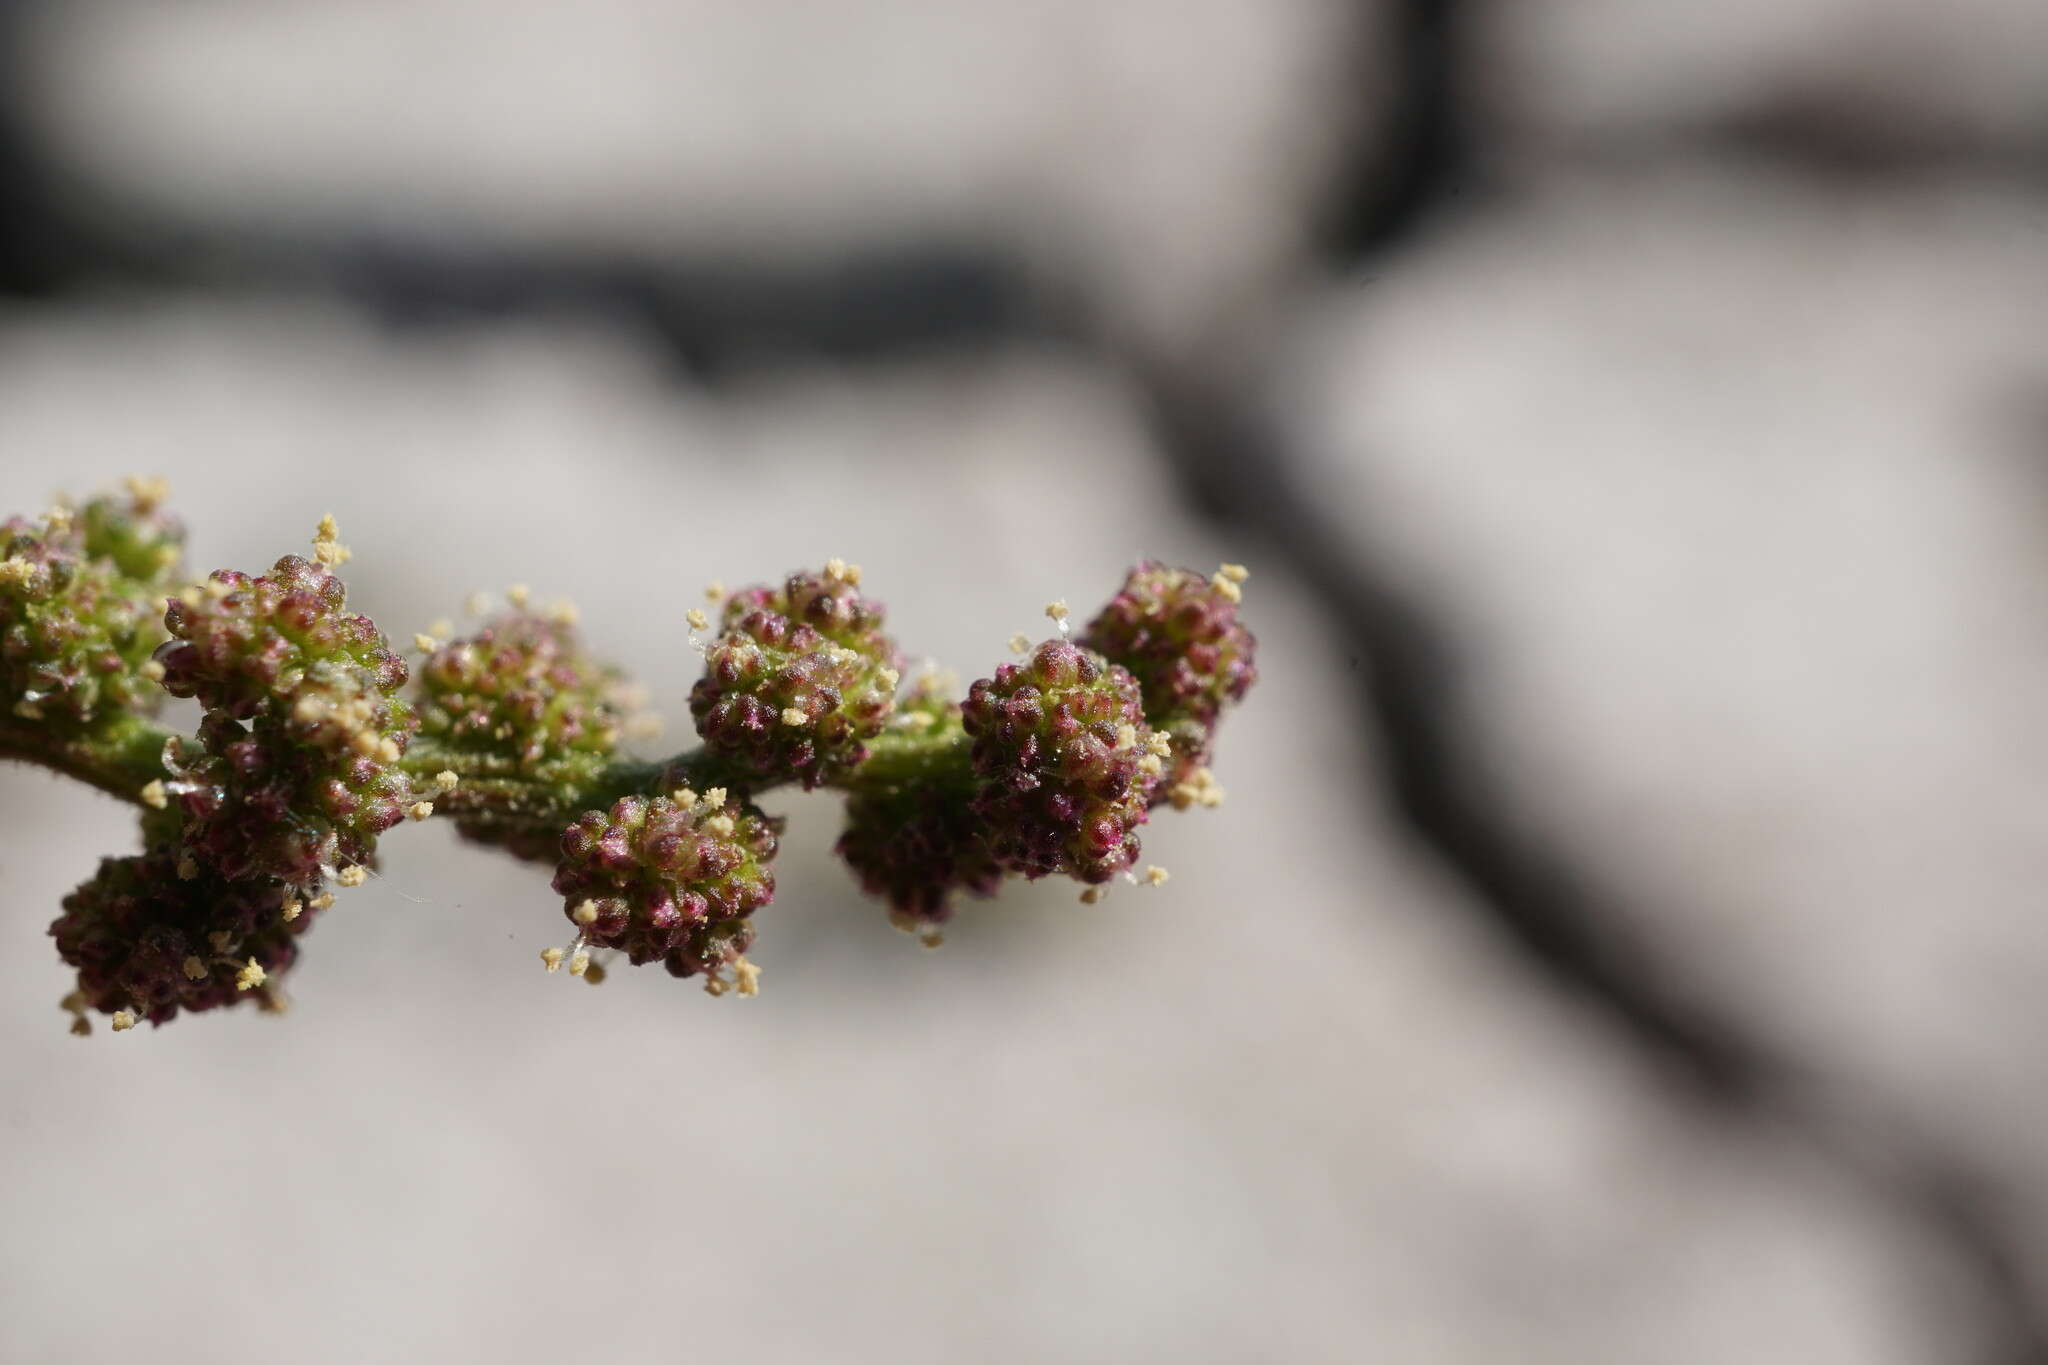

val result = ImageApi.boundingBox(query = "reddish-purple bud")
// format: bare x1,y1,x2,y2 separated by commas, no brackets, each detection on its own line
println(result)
960,639,1161,884
551,792,780,978
50,848,314,1027
154,554,416,883
1079,562,1255,791
689,567,900,788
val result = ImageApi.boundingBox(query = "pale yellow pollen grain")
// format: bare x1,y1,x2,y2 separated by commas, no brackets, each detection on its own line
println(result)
336,865,369,887
506,584,531,608
703,579,726,601
568,947,591,978
685,608,710,631
0,557,32,588
235,958,267,991
1144,865,1170,887
1007,633,1030,654
348,730,380,758
1044,600,1069,623
413,633,440,653
205,577,232,599
547,599,579,627
1115,723,1137,751
704,813,737,838
1217,562,1250,584
308,892,335,911
1137,754,1164,778
540,946,566,973
703,787,727,809
427,618,453,639
294,695,330,724
733,958,762,997
671,787,698,808
406,801,434,821
877,667,900,690
280,899,302,924
465,591,490,616
140,658,166,683
781,706,809,727
139,780,168,810
1146,731,1173,759
378,738,403,764
181,955,208,982
572,900,599,926
435,770,459,793
703,975,730,998
1210,573,1242,604
124,474,172,511
44,505,73,535
825,557,849,581
110,1009,137,1032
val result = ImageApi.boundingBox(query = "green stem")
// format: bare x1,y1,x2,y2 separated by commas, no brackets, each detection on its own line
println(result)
1,707,976,844
0,713,176,803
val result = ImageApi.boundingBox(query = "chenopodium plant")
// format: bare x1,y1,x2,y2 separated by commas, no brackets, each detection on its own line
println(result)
1,480,1256,1033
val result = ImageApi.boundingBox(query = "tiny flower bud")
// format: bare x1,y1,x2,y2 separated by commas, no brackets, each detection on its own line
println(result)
552,793,781,982
960,639,1163,885
690,567,902,788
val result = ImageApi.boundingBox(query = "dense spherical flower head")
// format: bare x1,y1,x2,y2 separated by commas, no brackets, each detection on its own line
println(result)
552,791,780,975
837,786,1003,930
1079,561,1256,741
416,611,624,770
689,566,901,788
50,848,312,1027
76,488,186,586
154,554,415,882
960,639,1162,884
0,502,180,726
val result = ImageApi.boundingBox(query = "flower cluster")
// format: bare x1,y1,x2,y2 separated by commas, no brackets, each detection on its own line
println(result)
154,538,417,886
0,489,184,728
551,790,780,990
835,679,1001,935
50,846,313,1030
3,480,1260,1035
415,608,624,771
960,638,1163,885
1079,561,1255,790
689,563,900,788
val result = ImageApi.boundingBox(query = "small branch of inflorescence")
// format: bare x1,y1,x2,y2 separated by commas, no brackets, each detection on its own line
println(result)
1,480,1256,1032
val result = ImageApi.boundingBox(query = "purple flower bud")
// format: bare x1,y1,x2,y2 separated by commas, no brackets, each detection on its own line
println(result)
50,848,314,1027
551,792,780,977
1079,561,1257,783
836,787,1003,930
689,567,901,788
960,639,1161,884
154,554,416,883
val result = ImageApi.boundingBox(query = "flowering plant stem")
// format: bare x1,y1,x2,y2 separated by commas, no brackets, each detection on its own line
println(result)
3,482,1258,1031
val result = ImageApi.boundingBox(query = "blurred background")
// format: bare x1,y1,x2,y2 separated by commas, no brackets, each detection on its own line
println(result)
3,2,2047,1361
